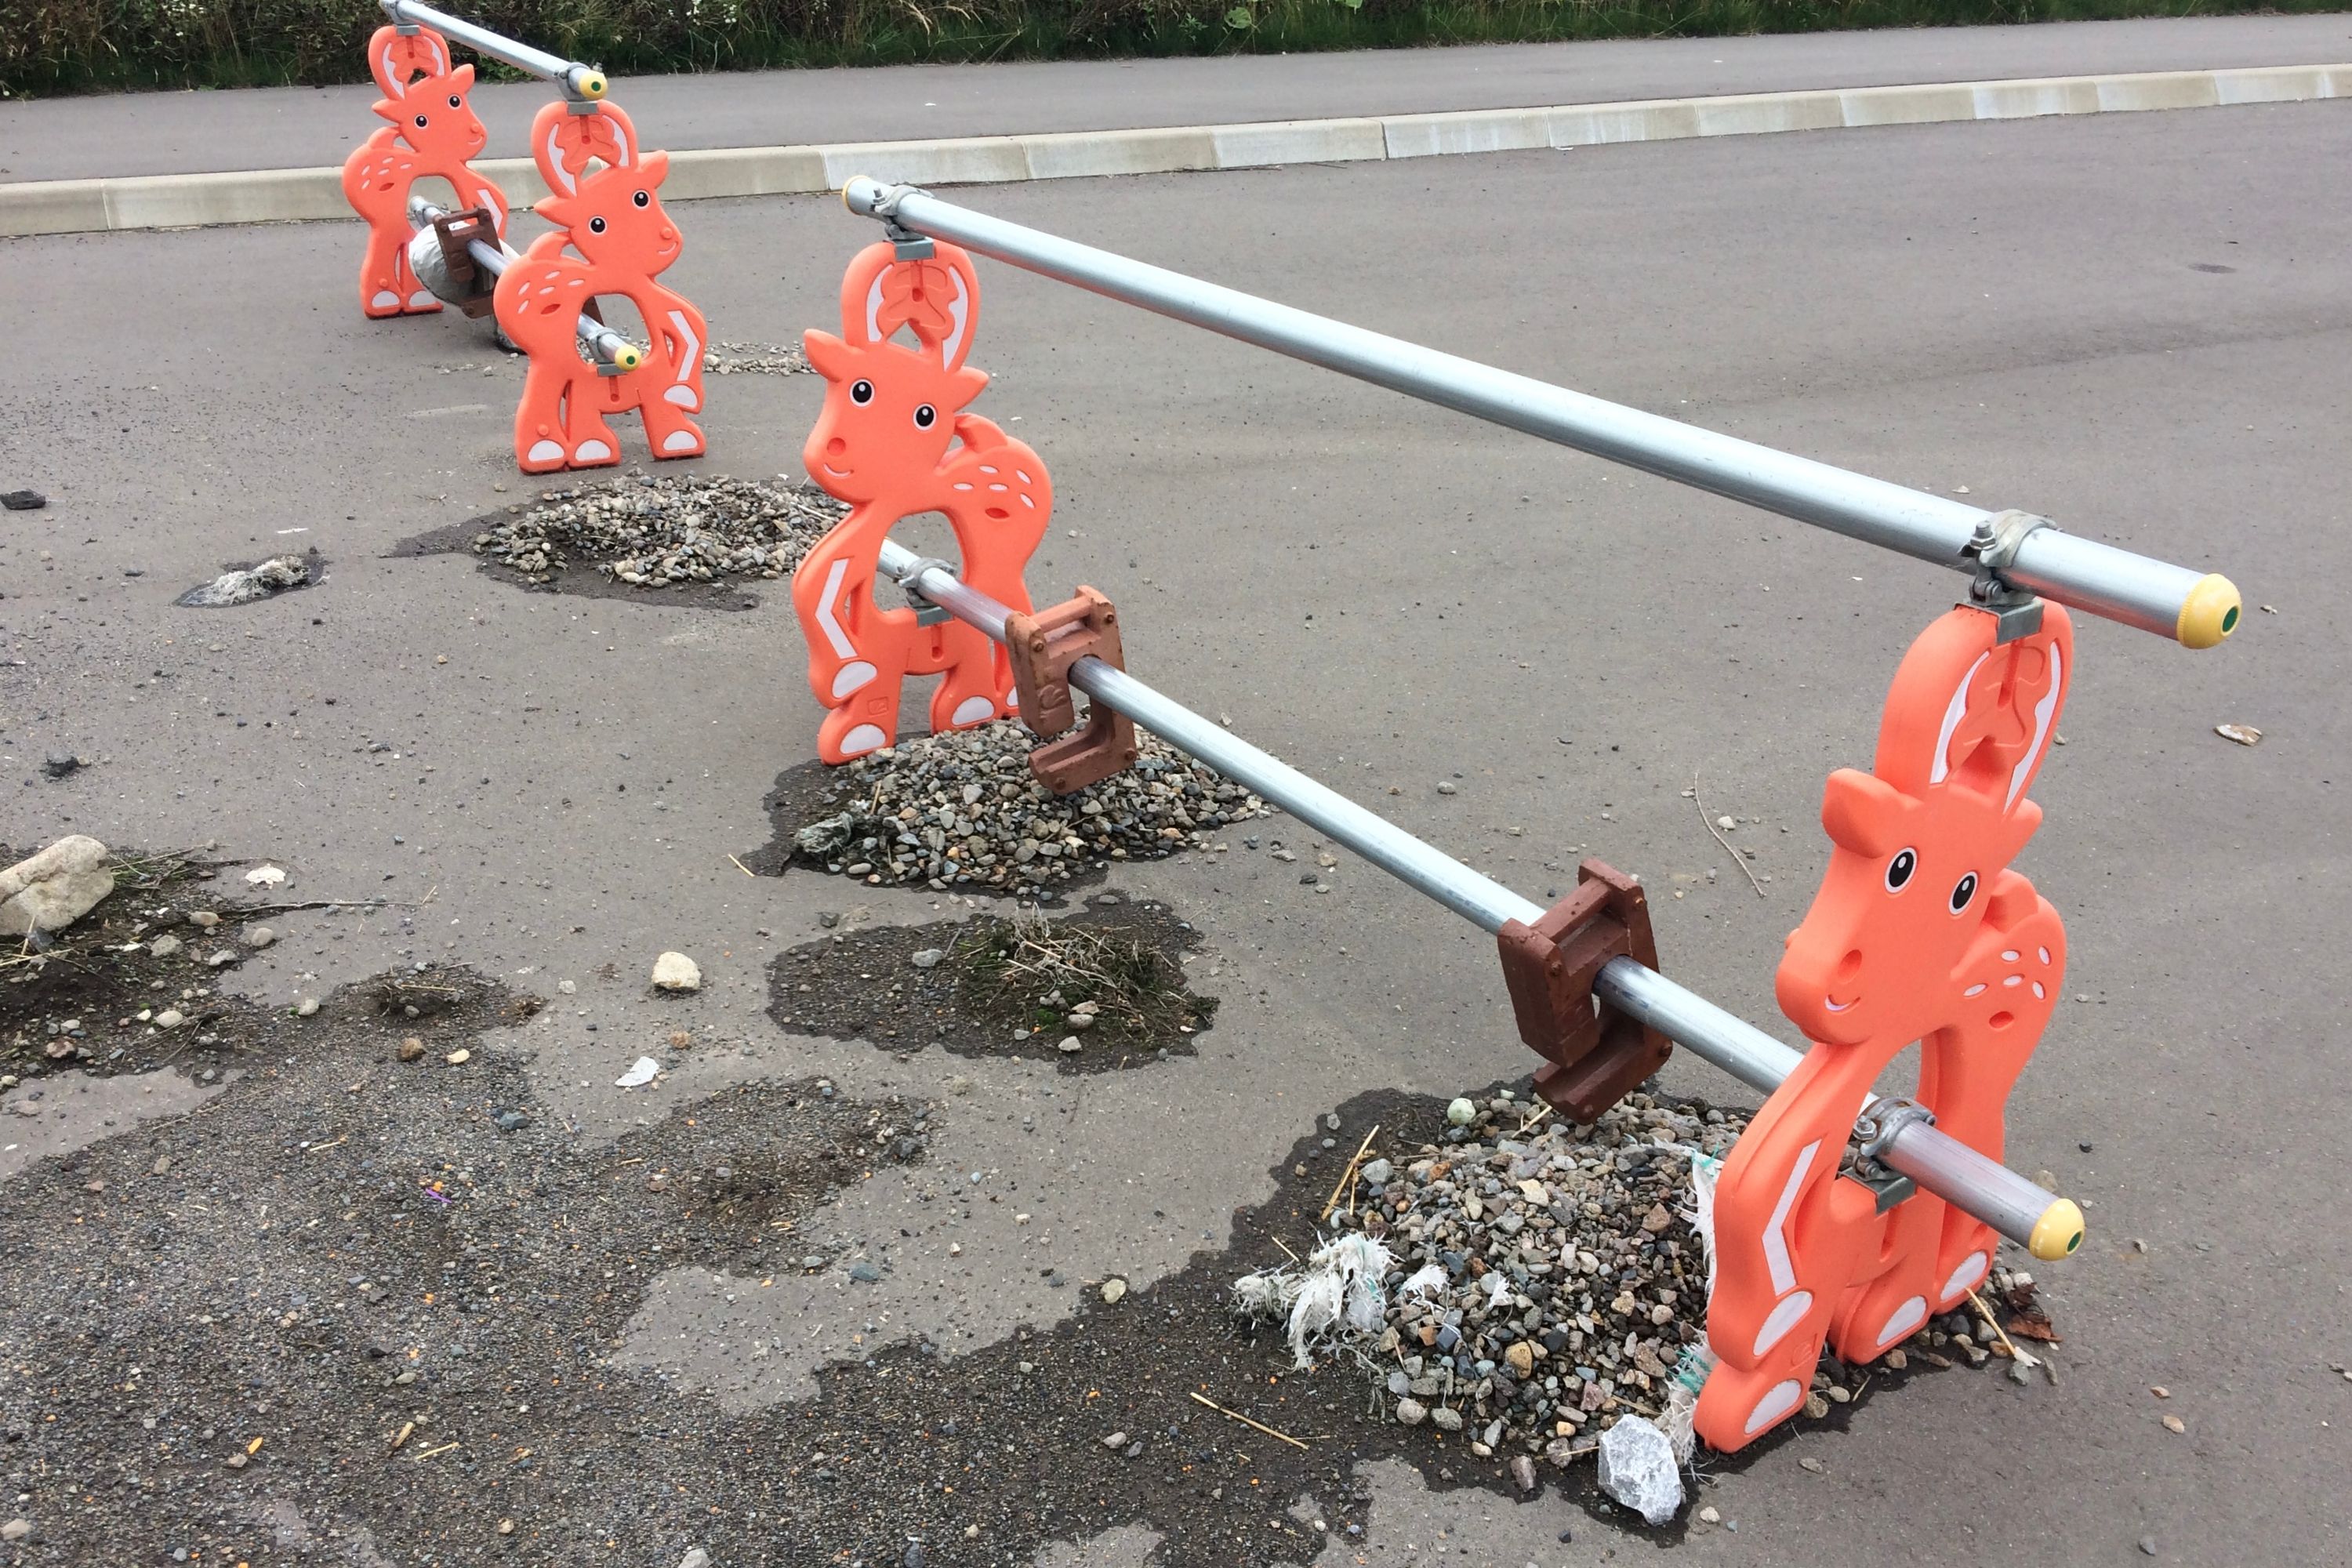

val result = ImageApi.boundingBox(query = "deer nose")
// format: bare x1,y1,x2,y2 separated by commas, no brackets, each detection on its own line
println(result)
825,437,847,457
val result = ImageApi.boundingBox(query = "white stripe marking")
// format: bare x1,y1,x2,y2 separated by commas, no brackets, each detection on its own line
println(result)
1762,1139,1820,1297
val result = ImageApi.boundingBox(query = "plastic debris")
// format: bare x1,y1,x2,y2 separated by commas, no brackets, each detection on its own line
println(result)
245,865,287,887
2214,723,2262,746
1595,1414,1685,1525
177,555,309,608
615,1057,660,1088
1230,1232,1393,1370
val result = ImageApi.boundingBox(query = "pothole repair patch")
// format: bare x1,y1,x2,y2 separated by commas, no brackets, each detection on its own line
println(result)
750,718,1271,902
768,901,1217,1071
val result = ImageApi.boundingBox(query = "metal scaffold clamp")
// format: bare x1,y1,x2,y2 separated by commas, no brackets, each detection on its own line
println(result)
1851,1096,1936,1212
1006,587,1139,794
1961,508,2054,643
1495,859,1673,1122
891,556,956,626
862,183,935,261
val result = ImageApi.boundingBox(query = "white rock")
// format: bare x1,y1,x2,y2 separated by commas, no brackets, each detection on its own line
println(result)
615,1057,661,1089
651,952,701,992
1100,1276,1127,1305
295,997,320,1017
1057,1036,1083,1054
677,1550,710,1568
147,933,183,958
1446,1097,1476,1127
0,835,114,936
154,1010,187,1030
245,925,276,949
245,865,287,887
1596,1414,1684,1526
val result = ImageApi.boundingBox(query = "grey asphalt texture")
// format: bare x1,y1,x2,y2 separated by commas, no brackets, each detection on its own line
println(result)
1,13,2349,182
4,79,2350,1566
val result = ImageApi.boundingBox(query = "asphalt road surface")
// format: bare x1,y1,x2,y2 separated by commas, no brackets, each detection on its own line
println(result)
3,88,2349,1565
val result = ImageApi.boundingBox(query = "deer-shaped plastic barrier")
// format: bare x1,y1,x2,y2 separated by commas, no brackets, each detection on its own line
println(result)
339,25,509,318
1693,604,2074,1452
491,100,706,473
793,241,1052,762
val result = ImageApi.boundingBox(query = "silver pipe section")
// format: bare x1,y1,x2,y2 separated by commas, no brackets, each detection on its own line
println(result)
845,178,2241,651
407,199,644,368
380,0,608,100
876,538,2084,1260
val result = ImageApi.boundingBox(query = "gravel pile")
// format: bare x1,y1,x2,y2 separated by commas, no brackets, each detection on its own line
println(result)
1309,1089,2046,1468
789,718,1271,895
703,340,812,376
472,474,844,586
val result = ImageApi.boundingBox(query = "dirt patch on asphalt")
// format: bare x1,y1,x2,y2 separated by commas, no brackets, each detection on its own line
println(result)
0,847,400,1086
746,720,1271,904
768,902,1216,1073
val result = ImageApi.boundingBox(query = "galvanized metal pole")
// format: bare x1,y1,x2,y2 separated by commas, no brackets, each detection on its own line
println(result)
380,0,608,100
406,199,644,368
873,539,2083,1260
844,178,2240,651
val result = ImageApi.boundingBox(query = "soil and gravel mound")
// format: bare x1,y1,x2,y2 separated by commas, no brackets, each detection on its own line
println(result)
702,340,812,376
468,473,845,588
768,902,1217,1072
755,719,1271,900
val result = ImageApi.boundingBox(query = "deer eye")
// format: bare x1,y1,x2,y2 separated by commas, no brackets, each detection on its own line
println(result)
633,191,650,208
850,379,874,405
1948,872,1978,913
448,94,461,107
1884,848,1917,891
414,114,429,128
913,404,936,430
588,216,606,234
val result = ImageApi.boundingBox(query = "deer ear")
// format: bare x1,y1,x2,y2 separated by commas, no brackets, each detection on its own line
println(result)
946,365,989,408
1820,768,1916,857
803,330,854,383
634,150,669,190
450,63,474,91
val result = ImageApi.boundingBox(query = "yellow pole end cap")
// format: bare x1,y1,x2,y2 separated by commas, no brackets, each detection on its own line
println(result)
614,345,643,370
579,71,608,99
2027,1196,2085,1261
2176,573,2241,649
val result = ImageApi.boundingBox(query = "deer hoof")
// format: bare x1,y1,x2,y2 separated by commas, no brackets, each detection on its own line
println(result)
840,724,888,757
950,695,997,728
1875,1295,1929,1348
525,440,566,467
368,290,403,314
660,430,702,454
1744,1378,1806,1437
1940,1251,1988,1303
573,440,615,463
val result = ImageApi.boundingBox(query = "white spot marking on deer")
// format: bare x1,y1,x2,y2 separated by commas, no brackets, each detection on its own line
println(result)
814,559,856,659
952,696,996,726
1929,652,1987,784
1753,1290,1813,1356
2009,644,2063,810
1875,1295,1928,1348
1762,1140,1820,1296
831,661,877,699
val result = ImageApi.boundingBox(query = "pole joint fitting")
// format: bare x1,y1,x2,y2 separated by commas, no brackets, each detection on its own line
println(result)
1496,861,1672,1122
891,557,956,626
868,183,936,261
1851,1096,1935,1212
1962,509,2053,644
1006,586,1138,793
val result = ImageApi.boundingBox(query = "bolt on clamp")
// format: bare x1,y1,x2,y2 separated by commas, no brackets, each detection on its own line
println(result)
891,557,956,626
866,183,936,261
1851,1096,1936,1213
1961,509,2054,644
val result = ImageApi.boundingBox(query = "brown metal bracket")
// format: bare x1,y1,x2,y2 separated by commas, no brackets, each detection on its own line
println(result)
1495,858,1672,1121
431,207,503,318
1004,586,1139,794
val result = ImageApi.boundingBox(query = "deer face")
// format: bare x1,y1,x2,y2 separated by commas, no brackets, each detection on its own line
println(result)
1773,612,2070,1046
374,63,486,162
539,153,679,272
800,332,987,505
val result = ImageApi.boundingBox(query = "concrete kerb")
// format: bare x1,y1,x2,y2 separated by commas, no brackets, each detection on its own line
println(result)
3,60,2343,238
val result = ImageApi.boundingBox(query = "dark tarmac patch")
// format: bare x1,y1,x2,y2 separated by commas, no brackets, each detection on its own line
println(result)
768,902,1216,1072
391,516,764,612
1,950,1994,1568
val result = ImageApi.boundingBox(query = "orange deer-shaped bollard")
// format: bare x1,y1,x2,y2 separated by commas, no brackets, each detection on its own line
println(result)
1693,604,2074,1452
339,25,508,319
492,101,707,474
793,241,1052,762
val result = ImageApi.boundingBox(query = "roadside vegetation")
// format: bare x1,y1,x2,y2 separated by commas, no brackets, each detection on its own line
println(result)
0,0,2333,98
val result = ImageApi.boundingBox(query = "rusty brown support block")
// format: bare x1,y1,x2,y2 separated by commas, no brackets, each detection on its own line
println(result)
1495,858,1672,1120
1004,586,1139,793
430,206,503,318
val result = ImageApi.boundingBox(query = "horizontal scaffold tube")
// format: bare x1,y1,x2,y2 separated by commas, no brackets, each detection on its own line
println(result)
381,0,608,100
407,199,644,368
844,177,2241,651
875,537,2085,1261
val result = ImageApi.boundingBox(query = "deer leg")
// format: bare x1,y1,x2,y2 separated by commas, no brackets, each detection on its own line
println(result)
1693,1040,1893,1451
511,361,577,474
927,621,1013,733
793,543,913,762
560,374,622,470
359,221,414,318
634,361,706,461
